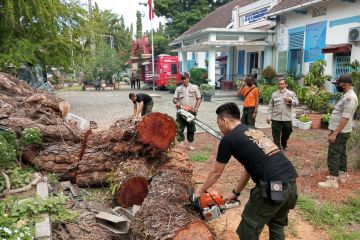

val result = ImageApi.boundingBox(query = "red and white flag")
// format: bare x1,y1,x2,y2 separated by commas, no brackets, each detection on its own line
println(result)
148,0,154,20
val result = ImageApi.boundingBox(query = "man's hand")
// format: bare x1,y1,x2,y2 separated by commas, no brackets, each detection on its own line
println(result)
176,103,181,109
266,119,271,124
252,112,257,120
328,132,337,144
194,188,204,199
225,193,239,203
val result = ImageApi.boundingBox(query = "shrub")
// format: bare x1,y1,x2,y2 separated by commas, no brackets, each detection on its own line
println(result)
20,128,42,146
190,68,207,86
0,135,17,169
261,66,276,84
347,123,360,169
166,78,177,90
321,113,331,123
200,83,212,95
298,114,310,123
260,85,278,104
305,90,332,113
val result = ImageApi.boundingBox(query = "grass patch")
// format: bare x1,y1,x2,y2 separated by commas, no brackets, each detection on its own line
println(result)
189,151,209,162
297,193,360,239
54,85,82,92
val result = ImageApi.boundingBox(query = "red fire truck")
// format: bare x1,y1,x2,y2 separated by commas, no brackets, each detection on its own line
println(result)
141,54,180,89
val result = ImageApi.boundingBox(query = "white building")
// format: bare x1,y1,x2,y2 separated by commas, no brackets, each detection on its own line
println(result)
268,0,360,91
170,0,278,87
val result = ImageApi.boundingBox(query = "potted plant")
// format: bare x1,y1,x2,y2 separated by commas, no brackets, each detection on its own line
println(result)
321,113,331,129
261,66,276,84
166,78,177,94
200,83,213,102
297,114,312,130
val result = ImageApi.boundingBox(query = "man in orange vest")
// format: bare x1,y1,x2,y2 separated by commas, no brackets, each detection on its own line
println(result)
236,74,260,126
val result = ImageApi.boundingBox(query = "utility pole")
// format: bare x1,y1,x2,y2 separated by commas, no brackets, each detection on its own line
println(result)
88,0,96,56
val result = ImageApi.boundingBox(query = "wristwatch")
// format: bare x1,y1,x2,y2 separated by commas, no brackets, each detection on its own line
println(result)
232,189,241,197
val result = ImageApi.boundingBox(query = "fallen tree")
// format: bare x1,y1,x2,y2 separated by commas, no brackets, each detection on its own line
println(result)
0,72,214,239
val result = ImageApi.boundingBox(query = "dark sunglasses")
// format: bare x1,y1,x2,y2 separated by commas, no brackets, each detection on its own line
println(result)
181,77,186,80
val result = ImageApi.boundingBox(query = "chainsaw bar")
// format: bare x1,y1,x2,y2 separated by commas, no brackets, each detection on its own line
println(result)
193,118,222,140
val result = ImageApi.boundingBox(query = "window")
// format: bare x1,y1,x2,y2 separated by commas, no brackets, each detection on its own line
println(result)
312,4,327,17
171,63,177,74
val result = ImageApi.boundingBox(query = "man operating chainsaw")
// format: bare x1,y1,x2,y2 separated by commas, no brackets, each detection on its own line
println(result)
194,102,298,240
173,72,202,150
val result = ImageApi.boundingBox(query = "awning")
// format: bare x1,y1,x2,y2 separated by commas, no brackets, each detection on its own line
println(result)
322,44,352,54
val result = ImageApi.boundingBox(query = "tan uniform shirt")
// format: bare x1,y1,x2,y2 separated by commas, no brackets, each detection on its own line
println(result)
329,89,358,133
174,83,201,109
267,89,299,121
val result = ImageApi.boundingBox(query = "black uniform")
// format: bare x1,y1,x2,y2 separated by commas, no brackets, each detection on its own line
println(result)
217,124,298,240
134,93,153,116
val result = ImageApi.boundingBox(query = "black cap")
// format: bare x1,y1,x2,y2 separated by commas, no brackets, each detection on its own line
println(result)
332,74,352,84
180,72,189,78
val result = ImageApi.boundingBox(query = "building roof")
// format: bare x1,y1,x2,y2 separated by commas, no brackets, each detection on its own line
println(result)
177,0,257,40
268,0,325,15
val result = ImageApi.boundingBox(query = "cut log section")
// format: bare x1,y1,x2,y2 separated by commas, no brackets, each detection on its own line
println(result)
137,112,177,150
173,221,213,240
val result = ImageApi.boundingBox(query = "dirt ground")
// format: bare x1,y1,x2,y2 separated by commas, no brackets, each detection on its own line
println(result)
189,128,360,240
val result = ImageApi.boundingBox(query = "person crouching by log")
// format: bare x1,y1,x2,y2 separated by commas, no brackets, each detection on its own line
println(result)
129,93,154,116
194,102,298,240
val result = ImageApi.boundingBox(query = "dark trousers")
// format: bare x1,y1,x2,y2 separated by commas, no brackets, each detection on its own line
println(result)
131,80,135,89
271,120,292,149
136,80,140,89
176,112,196,142
141,100,153,116
237,182,297,240
327,132,350,176
241,107,256,126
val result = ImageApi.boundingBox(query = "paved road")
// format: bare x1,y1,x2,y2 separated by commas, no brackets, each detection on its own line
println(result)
56,86,272,131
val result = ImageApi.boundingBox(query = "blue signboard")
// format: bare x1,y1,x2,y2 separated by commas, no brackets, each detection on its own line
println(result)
304,21,327,62
244,8,268,25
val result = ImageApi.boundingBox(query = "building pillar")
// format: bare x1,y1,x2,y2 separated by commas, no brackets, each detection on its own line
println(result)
180,51,188,73
263,46,273,68
208,46,216,86
226,46,234,80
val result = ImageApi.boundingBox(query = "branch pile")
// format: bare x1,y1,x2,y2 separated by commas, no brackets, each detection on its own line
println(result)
0,72,213,239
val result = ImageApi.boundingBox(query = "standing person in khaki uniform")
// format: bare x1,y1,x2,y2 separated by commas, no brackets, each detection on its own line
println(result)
236,74,260,126
267,79,299,150
173,72,202,150
319,75,358,189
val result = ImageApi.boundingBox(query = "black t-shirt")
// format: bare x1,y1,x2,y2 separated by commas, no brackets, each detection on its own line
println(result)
216,124,297,183
135,93,152,104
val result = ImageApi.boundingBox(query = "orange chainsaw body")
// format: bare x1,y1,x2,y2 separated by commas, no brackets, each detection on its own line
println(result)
200,191,225,208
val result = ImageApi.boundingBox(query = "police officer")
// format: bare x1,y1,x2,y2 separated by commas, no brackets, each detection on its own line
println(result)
173,72,202,150
194,102,298,240
267,79,299,150
318,75,358,189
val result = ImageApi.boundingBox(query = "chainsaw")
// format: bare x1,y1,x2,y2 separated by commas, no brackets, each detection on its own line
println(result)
177,106,222,140
188,189,240,221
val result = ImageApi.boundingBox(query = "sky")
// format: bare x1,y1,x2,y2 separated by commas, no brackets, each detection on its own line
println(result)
82,0,165,32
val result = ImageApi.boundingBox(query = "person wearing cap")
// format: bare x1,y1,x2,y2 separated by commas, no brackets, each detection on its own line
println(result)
267,79,299,150
236,74,260,126
173,72,202,150
129,92,153,116
318,74,358,189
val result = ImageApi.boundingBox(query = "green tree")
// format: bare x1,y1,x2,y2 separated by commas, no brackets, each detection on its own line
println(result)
155,0,228,39
0,0,86,71
136,10,143,39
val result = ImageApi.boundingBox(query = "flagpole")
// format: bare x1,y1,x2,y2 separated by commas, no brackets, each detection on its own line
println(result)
151,0,155,91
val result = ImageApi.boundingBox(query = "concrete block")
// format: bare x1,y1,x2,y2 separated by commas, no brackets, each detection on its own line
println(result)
69,184,81,197
112,205,141,221
95,212,130,234
35,214,51,240
36,181,49,198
